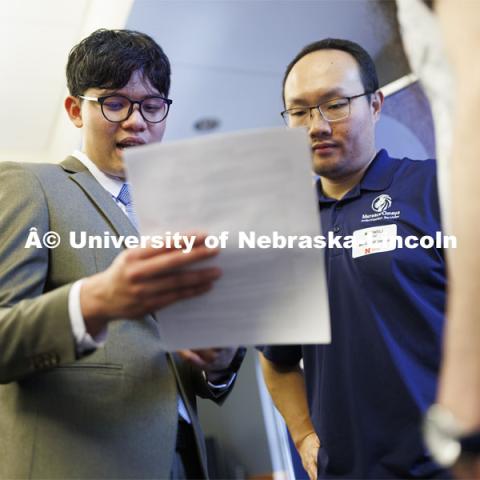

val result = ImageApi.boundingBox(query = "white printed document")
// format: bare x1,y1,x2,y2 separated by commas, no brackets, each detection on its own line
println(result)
124,127,330,350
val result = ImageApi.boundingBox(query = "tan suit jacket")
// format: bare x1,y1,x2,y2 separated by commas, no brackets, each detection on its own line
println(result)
0,157,229,479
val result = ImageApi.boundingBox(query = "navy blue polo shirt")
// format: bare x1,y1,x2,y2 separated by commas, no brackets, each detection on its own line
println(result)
261,150,449,479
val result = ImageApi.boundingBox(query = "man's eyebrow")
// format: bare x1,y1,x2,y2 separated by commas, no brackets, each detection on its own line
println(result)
106,89,127,96
98,89,164,98
286,88,347,107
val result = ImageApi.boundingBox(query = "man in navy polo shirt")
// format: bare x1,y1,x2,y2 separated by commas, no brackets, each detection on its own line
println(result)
259,38,448,479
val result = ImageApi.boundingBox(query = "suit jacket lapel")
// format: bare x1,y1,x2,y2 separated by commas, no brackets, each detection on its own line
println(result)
61,156,138,240
61,156,158,318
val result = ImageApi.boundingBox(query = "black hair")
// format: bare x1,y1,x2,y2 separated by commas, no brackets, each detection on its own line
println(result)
282,38,379,104
66,29,171,97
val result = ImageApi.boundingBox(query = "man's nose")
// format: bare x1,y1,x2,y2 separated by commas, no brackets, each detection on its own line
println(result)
122,104,146,130
308,108,333,137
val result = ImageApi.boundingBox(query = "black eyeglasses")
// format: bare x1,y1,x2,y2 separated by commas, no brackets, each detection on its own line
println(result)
281,91,373,126
79,94,173,124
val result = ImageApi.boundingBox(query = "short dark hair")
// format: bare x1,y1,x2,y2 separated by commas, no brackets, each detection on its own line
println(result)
66,29,171,97
282,38,379,104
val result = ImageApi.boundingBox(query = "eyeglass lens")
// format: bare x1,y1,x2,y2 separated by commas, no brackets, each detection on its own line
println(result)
101,96,168,123
284,97,351,126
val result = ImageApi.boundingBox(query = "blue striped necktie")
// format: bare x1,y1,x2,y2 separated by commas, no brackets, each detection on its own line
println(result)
117,183,138,230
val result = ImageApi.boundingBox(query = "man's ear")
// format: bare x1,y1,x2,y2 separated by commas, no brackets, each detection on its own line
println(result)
65,95,83,128
371,90,384,122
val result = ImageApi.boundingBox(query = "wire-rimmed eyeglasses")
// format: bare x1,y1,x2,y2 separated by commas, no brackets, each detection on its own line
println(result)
281,91,373,126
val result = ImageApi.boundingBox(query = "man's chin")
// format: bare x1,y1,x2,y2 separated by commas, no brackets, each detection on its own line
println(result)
102,153,126,179
312,153,339,176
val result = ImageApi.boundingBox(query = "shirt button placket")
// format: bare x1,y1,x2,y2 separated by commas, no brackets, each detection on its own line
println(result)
330,202,344,257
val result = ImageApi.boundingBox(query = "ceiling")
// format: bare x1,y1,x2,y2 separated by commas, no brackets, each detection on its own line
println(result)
129,0,409,141
0,0,132,163
0,0,416,164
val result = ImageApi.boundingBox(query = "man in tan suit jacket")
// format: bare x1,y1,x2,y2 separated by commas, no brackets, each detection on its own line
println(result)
0,29,243,479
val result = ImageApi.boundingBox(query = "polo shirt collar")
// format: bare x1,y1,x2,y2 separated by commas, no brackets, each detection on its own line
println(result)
316,149,395,203
359,149,396,192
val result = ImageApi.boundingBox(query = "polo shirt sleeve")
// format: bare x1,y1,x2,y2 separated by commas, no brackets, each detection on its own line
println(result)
257,344,302,367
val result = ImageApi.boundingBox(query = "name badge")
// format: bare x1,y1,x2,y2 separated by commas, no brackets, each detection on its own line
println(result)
352,224,397,259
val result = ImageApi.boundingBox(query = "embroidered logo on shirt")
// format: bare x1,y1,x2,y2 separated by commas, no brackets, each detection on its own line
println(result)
371,194,392,213
361,194,400,223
